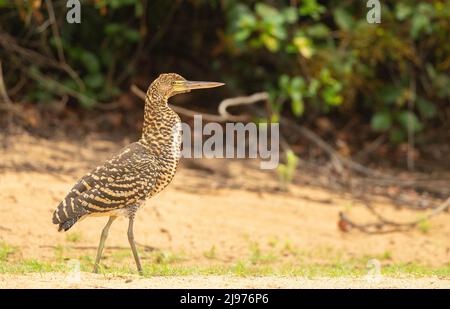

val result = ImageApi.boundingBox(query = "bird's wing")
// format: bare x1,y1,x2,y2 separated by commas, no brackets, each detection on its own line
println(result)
53,142,159,224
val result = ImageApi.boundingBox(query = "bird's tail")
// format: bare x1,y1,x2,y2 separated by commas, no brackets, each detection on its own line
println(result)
52,197,86,232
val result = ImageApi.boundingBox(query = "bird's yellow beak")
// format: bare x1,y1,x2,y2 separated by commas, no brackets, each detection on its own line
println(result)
175,80,225,92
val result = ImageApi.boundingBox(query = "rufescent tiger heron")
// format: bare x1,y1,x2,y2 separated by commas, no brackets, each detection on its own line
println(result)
52,73,224,274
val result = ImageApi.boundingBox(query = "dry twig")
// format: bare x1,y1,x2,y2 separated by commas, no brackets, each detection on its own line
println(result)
0,62,12,106
0,30,85,91
339,196,450,234
218,92,269,121
45,0,65,63
0,61,15,133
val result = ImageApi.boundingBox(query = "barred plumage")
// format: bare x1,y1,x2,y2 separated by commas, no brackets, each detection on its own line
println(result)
52,73,224,274
53,143,160,229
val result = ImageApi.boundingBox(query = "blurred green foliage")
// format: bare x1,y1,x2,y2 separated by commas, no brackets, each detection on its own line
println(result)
225,0,449,143
277,150,299,190
0,0,448,143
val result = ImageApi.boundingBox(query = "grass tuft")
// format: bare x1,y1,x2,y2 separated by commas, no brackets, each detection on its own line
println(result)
249,242,278,265
65,233,83,243
0,242,15,262
418,219,431,234
203,246,216,260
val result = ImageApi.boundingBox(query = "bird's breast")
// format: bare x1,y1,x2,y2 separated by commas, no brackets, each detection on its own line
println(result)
144,121,182,198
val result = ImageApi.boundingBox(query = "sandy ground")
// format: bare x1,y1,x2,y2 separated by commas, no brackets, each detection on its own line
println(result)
1,273,449,289
0,133,449,288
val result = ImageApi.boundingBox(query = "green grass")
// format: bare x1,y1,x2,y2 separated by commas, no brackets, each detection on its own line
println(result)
381,250,392,261
65,232,83,243
418,219,431,234
0,242,15,262
0,258,448,278
0,240,448,278
54,244,66,262
203,246,216,260
0,259,66,274
249,242,278,264
151,251,187,264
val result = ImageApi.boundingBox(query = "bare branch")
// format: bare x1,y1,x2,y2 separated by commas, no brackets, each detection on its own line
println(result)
0,61,13,106
0,30,85,91
45,0,66,63
339,197,450,234
23,66,95,106
218,92,269,121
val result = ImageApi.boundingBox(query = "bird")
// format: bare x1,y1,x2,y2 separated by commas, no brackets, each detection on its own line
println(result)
52,73,224,274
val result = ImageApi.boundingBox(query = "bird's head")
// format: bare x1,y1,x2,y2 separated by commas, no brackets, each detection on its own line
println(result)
150,73,224,100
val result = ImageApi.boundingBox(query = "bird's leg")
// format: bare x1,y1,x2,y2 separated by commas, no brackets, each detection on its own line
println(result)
93,216,117,273
127,216,143,275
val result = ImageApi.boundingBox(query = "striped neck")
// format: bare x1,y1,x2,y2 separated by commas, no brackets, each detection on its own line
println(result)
140,95,181,154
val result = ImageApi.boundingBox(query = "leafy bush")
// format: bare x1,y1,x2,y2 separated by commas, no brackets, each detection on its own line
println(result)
1,0,144,108
0,0,448,143
224,0,449,142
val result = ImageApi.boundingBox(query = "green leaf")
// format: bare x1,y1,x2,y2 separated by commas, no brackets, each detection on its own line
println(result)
319,68,332,84
85,74,104,90
80,51,100,74
99,49,114,67
307,79,320,97
0,0,13,7
31,90,54,103
135,1,143,17
238,13,257,29
269,24,287,40
79,96,96,109
389,128,405,143
234,29,252,42
293,36,314,58
271,113,280,123
282,7,298,24
333,8,354,31
417,97,437,119
277,164,288,179
290,76,305,90
260,33,279,52
411,14,431,39
286,150,299,168
322,86,342,105
109,0,136,9
255,3,279,19
124,29,140,42
305,24,330,38
378,86,402,105
397,111,423,132
104,23,122,36
62,79,77,91
395,3,412,21
299,0,325,20
291,96,304,116
279,75,291,91
371,112,393,132
417,3,435,15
